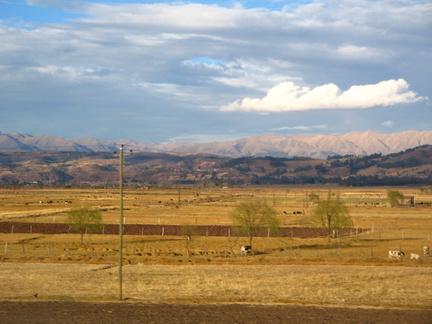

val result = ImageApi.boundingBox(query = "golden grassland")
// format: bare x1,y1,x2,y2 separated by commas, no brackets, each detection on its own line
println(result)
0,186,431,307
1,262,431,308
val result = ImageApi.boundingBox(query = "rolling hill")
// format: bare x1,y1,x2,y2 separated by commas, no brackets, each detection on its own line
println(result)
0,145,431,187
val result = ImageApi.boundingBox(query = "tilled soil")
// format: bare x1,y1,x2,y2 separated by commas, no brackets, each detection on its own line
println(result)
0,222,360,238
1,301,431,324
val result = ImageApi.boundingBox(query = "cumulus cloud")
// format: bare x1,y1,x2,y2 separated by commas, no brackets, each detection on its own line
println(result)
220,79,427,112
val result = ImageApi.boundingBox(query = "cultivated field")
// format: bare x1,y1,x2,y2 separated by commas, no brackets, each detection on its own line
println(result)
0,186,431,309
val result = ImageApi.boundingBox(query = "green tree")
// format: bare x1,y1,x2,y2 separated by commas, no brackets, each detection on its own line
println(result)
312,194,352,242
68,207,103,244
387,190,404,207
231,201,280,247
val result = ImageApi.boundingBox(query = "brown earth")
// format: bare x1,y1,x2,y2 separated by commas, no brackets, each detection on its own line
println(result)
0,222,359,238
1,301,431,324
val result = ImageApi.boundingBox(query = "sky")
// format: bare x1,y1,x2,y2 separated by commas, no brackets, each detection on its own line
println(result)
0,0,431,144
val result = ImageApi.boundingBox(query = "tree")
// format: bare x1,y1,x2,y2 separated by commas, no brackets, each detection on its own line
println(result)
387,190,404,207
68,207,103,244
308,193,320,204
312,194,352,242
231,201,280,247
181,224,199,259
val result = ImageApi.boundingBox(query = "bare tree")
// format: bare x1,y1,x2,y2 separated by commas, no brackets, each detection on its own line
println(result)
181,224,199,258
68,207,103,244
231,201,280,247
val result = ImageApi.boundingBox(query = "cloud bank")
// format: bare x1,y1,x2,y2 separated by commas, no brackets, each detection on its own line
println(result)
220,79,426,112
0,0,430,142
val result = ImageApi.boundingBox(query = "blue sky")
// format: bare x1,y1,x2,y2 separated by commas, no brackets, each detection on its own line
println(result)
0,0,430,143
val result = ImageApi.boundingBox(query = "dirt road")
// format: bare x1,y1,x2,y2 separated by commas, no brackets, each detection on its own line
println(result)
1,301,431,324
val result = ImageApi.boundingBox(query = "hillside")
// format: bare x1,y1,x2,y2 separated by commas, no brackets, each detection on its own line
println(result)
1,130,432,159
0,145,431,186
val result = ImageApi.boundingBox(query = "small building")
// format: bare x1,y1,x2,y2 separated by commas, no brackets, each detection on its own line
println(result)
403,196,415,206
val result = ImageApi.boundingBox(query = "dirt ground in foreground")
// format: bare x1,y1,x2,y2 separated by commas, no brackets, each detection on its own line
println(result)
1,301,431,324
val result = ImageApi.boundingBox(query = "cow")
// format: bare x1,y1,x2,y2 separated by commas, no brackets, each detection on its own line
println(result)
240,245,252,255
424,246,430,257
388,250,405,259
410,253,421,260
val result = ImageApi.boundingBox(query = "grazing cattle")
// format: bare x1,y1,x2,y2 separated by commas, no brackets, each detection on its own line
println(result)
388,250,405,259
240,245,252,255
410,253,421,260
424,246,430,257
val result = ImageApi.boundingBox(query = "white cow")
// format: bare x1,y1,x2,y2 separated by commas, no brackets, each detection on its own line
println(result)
424,246,430,257
240,245,252,255
410,253,421,260
388,250,405,259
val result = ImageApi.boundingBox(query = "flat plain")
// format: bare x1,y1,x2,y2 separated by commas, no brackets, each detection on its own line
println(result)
0,186,431,318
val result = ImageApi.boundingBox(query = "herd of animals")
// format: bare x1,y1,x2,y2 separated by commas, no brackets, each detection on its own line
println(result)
239,245,430,260
388,246,429,260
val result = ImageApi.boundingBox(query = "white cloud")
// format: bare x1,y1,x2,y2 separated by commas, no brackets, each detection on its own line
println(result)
381,120,394,127
220,79,427,112
210,58,301,91
337,44,385,60
168,133,242,143
1,0,431,142
73,3,241,28
271,125,327,131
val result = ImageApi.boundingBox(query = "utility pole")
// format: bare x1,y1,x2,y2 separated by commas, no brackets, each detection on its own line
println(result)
116,145,132,301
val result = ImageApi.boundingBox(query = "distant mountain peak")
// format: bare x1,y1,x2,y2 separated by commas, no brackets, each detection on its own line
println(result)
0,130,431,159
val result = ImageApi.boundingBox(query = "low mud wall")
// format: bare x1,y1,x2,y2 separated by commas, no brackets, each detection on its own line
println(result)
0,222,366,238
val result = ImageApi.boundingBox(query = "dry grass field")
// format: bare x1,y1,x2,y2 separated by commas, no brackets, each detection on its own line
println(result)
0,186,431,309
1,262,431,309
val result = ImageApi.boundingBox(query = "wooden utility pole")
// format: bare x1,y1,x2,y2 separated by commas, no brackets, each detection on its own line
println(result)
117,145,132,301
118,145,124,300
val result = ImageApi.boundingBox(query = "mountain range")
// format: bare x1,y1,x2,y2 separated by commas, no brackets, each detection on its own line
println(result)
1,130,432,159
